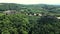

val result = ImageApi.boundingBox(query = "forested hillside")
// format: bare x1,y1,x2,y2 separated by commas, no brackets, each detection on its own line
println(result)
0,3,60,13
0,3,60,34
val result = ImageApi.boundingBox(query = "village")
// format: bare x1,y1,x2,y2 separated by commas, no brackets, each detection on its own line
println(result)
2,10,60,19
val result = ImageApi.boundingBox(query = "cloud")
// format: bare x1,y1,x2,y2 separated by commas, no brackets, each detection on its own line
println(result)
0,0,60,4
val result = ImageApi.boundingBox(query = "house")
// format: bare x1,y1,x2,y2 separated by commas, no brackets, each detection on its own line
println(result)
57,17,60,19
3,10,17,15
38,14,42,16
34,13,36,16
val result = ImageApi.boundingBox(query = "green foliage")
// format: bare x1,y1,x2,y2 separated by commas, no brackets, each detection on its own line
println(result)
39,15,59,23
0,13,29,34
0,3,60,14
0,3,60,34
0,12,60,34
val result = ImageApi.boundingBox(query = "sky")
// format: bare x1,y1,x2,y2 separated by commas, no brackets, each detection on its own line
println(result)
0,0,60,5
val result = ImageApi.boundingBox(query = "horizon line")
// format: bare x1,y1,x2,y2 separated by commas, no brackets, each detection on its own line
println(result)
0,3,60,5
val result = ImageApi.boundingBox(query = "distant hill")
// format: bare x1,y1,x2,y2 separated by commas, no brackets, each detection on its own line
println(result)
0,3,60,13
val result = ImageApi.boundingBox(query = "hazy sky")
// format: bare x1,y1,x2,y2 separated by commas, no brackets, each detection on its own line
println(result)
0,0,60,5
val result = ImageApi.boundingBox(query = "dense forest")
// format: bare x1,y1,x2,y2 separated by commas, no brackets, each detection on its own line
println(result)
0,3,60,34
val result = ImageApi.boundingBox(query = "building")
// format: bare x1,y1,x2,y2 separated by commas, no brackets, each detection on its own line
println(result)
3,10,17,15
57,17,60,19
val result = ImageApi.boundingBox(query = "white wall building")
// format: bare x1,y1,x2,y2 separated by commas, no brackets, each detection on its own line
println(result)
57,17,60,19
